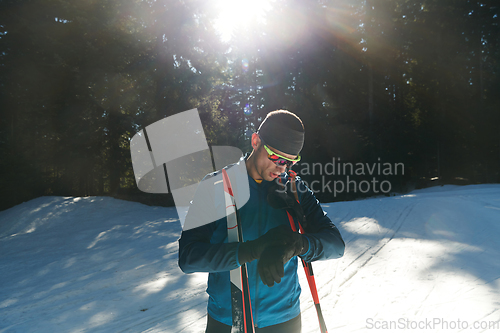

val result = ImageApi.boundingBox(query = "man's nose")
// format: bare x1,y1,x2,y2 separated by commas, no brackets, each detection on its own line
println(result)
276,164,287,173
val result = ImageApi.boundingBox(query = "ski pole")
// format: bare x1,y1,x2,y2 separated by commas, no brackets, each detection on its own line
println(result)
287,211,328,333
223,169,255,333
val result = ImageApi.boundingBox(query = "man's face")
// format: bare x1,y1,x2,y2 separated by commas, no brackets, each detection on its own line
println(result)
253,134,298,181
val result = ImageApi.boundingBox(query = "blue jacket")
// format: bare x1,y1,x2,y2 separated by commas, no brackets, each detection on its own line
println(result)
178,157,345,328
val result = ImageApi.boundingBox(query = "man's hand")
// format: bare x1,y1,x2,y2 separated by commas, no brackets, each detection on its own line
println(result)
257,232,308,287
238,225,294,264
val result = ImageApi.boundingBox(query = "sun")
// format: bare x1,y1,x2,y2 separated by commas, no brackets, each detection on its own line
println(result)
214,0,274,41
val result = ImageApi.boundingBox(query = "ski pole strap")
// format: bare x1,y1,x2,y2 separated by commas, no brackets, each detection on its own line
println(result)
288,170,300,204
287,211,298,233
286,170,308,230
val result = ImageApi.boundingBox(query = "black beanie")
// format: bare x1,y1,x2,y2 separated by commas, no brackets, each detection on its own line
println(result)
257,110,304,156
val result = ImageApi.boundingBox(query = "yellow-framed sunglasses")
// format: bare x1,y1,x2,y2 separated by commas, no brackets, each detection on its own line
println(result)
260,136,301,168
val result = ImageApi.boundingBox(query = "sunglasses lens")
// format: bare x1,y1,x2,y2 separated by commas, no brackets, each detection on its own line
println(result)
270,156,294,167
264,144,297,168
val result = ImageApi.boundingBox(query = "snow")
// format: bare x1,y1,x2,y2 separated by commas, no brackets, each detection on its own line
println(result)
1,185,500,332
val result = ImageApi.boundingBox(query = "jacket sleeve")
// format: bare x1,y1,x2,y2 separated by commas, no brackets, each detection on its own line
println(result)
177,172,240,274
295,176,345,263
178,219,241,273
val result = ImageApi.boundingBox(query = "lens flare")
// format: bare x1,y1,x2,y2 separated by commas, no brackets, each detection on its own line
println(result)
242,58,249,73
244,103,252,115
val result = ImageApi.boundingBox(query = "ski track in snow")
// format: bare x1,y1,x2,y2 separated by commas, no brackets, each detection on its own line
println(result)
1,185,500,332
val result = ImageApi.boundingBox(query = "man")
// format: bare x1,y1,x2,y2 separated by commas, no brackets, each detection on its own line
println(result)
178,110,345,332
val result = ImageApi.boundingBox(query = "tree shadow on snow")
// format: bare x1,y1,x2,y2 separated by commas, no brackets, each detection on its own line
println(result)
323,187,500,318
0,196,208,333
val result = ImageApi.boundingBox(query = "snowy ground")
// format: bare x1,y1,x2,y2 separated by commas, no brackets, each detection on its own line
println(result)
1,185,499,332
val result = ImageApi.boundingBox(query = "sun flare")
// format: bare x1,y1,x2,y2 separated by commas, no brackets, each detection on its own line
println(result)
214,0,274,41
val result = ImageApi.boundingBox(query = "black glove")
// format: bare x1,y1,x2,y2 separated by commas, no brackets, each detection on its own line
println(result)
257,231,308,287
238,225,293,264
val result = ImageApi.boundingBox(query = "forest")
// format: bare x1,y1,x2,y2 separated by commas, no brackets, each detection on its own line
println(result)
1,0,499,210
